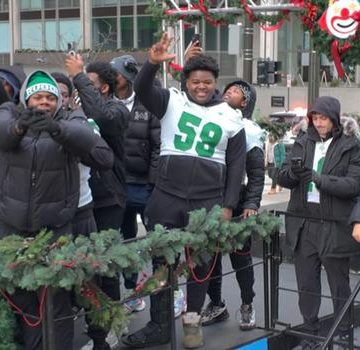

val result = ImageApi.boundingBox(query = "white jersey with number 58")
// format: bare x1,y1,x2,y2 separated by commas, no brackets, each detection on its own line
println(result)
160,88,244,165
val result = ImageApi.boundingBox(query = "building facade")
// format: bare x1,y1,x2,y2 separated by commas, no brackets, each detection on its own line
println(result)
0,0,310,85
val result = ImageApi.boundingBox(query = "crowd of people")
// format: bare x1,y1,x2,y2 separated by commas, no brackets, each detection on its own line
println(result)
0,31,360,350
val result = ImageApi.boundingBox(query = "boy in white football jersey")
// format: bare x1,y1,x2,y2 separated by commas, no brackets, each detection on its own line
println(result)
122,33,247,349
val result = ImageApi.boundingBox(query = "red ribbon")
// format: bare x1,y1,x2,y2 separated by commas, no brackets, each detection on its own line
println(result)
260,18,287,32
331,40,351,78
240,0,257,22
169,62,183,72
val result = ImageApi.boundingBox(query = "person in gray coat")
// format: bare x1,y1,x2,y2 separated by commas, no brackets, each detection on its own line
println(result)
277,96,360,344
0,69,113,350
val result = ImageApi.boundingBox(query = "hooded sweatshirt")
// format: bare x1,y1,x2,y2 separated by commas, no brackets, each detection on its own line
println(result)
223,79,257,120
0,65,26,103
307,96,341,139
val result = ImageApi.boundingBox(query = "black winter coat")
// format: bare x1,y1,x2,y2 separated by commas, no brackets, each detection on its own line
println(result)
237,147,265,212
278,126,360,257
73,73,129,209
124,96,160,185
0,102,111,233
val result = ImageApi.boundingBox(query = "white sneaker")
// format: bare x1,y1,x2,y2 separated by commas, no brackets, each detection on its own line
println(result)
124,297,146,314
80,339,93,350
239,304,256,330
106,330,120,348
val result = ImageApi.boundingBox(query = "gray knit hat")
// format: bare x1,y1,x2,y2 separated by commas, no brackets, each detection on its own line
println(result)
110,55,138,83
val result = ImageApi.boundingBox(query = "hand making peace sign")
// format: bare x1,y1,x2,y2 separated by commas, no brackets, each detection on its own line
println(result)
148,32,176,65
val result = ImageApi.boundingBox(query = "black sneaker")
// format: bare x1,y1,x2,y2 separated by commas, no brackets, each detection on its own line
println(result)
93,341,111,350
201,301,229,326
121,321,169,348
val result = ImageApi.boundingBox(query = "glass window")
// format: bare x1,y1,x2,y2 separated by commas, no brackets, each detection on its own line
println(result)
58,0,80,8
92,0,118,7
120,16,133,48
220,26,228,51
59,19,81,50
44,0,56,8
20,0,42,10
21,21,43,49
45,21,56,50
0,22,9,52
120,0,132,5
137,16,157,49
92,18,117,50
205,22,217,51
0,0,9,12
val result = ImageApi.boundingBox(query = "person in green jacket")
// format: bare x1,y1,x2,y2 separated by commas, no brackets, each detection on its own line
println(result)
266,133,286,194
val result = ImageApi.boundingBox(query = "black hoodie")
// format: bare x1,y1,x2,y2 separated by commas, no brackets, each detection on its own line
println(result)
307,96,342,142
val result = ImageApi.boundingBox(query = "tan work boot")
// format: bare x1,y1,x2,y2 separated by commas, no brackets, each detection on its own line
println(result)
182,312,204,349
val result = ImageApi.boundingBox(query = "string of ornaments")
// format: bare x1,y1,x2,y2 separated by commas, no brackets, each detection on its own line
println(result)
147,0,360,78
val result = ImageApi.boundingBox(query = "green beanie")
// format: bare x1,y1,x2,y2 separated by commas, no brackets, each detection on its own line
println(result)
25,71,59,100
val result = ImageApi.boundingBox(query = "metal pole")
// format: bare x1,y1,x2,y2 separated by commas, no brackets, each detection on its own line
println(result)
263,240,270,330
243,16,253,83
9,0,14,65
42,287,56,350
168,266,177,350
307,38,320,108
165,5,302,16
321,279,360,349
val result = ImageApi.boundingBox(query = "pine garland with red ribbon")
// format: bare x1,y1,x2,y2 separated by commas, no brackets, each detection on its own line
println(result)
147,0,360,77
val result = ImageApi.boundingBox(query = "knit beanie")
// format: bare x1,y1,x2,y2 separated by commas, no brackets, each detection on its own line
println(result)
110,55,138,83
25,71,59,101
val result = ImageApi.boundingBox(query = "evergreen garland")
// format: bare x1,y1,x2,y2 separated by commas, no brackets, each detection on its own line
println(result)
256,116,290,141
146,0,360,67
0,298,20,350
0,206,280,346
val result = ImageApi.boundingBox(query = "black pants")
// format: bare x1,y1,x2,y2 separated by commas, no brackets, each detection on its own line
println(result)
207,238,255,306
144,188,223,326
267,164,279,190
88,205,124,343
12,288,74,350
72,202,97,237
294,220,351,333
0,222,74,350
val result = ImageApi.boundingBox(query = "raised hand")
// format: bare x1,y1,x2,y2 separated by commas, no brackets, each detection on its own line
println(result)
65,53,85,78
184,41,202,63
148,32,176,65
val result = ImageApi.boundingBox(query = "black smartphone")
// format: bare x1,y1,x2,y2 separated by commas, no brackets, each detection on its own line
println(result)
192,34,201,47
291,157,303,167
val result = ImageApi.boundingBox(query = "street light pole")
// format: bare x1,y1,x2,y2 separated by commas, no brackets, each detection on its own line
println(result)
243,15,253,82
307,38,320,108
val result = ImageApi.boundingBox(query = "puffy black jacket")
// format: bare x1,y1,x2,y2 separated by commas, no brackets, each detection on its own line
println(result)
124,96,160,185
0,102,110,233
73,73,129,209
278,126,360,257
